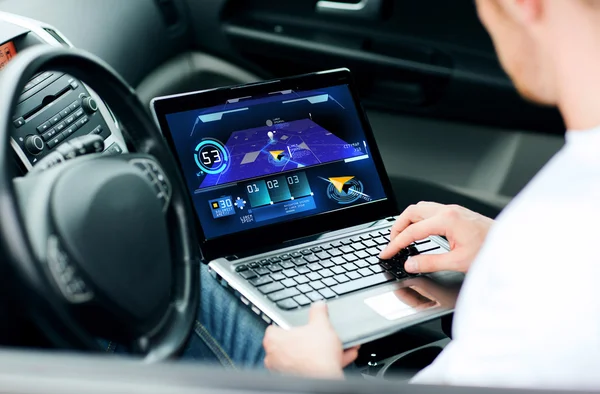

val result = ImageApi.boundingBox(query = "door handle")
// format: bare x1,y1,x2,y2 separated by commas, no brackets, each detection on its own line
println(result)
316,0,383,19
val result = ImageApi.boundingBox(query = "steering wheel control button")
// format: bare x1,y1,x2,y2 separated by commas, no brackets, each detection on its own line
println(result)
32,135,105,172
82,96,99,114
33,152,64,171
61,266,75,283
46,236,93,304
67,280,88,296
132,162,154,182
130,159,172,211
25,135,45,155
149,163,171,196
56,135,105,159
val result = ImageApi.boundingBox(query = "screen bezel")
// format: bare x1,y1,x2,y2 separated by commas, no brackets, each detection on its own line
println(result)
152,68,398,259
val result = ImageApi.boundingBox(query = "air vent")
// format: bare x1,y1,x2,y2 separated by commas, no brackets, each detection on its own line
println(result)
156,0,180,27
43,28,69,47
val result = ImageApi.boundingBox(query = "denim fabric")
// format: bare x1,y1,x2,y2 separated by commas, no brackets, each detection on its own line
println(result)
103,264,267,369
180,264,267,369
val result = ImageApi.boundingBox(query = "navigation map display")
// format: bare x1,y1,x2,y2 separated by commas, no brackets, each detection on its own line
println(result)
165,84,388,240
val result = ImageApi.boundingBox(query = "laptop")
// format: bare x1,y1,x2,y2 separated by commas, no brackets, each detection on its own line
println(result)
151,69,463,347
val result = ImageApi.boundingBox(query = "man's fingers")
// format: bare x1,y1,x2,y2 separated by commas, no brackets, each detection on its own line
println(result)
308,302,330,325
390,202,445,240
380,217,448,259
341,346,360,367
263,325,284,350
390,205,422,241
264,356,273,370
404,252,458,274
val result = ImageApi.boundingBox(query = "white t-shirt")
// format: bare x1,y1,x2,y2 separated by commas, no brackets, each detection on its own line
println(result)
413,128,600,390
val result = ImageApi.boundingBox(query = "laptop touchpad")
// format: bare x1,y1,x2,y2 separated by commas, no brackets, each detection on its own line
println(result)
364,286,441,321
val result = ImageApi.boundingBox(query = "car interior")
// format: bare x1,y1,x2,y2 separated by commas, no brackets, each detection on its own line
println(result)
0,0,570,392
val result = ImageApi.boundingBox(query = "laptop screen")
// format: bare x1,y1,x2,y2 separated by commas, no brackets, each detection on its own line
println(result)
164,84,389,240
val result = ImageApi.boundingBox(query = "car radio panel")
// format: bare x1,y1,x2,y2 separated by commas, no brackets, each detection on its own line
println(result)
0,12,127,171
11,72,112,166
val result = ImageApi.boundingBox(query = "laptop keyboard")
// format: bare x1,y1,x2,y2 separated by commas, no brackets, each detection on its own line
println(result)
234,228,442,311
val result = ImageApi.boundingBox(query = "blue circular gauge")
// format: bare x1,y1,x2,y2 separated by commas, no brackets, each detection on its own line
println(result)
327,179,364,205
194,139,230,175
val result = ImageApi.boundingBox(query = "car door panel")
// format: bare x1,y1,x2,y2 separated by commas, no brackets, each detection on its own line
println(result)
0,0,565,204
187,0,563,134
183,0,563,205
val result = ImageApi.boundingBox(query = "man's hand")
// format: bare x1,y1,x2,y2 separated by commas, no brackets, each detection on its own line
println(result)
263,302,359,379
380,202,494,274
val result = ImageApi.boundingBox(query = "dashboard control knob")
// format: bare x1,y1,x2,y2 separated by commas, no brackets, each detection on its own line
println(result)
82,96,99,114
25,135,44,155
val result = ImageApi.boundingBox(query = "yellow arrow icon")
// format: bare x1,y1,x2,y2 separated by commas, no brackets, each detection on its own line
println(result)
269,150,285,160
328,176,355,193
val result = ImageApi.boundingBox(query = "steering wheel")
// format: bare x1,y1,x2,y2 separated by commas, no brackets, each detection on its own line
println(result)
0,46,200,361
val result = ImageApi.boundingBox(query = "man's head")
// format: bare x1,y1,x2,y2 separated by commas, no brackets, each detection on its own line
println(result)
475,0,600,122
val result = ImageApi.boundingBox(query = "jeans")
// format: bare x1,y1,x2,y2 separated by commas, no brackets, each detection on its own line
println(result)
105,264,267,368
179,264,267,368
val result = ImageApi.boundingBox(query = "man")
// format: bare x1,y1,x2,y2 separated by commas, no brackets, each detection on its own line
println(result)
262,0,600,389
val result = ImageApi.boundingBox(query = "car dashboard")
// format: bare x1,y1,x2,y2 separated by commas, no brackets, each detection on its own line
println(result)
0,12,127,173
